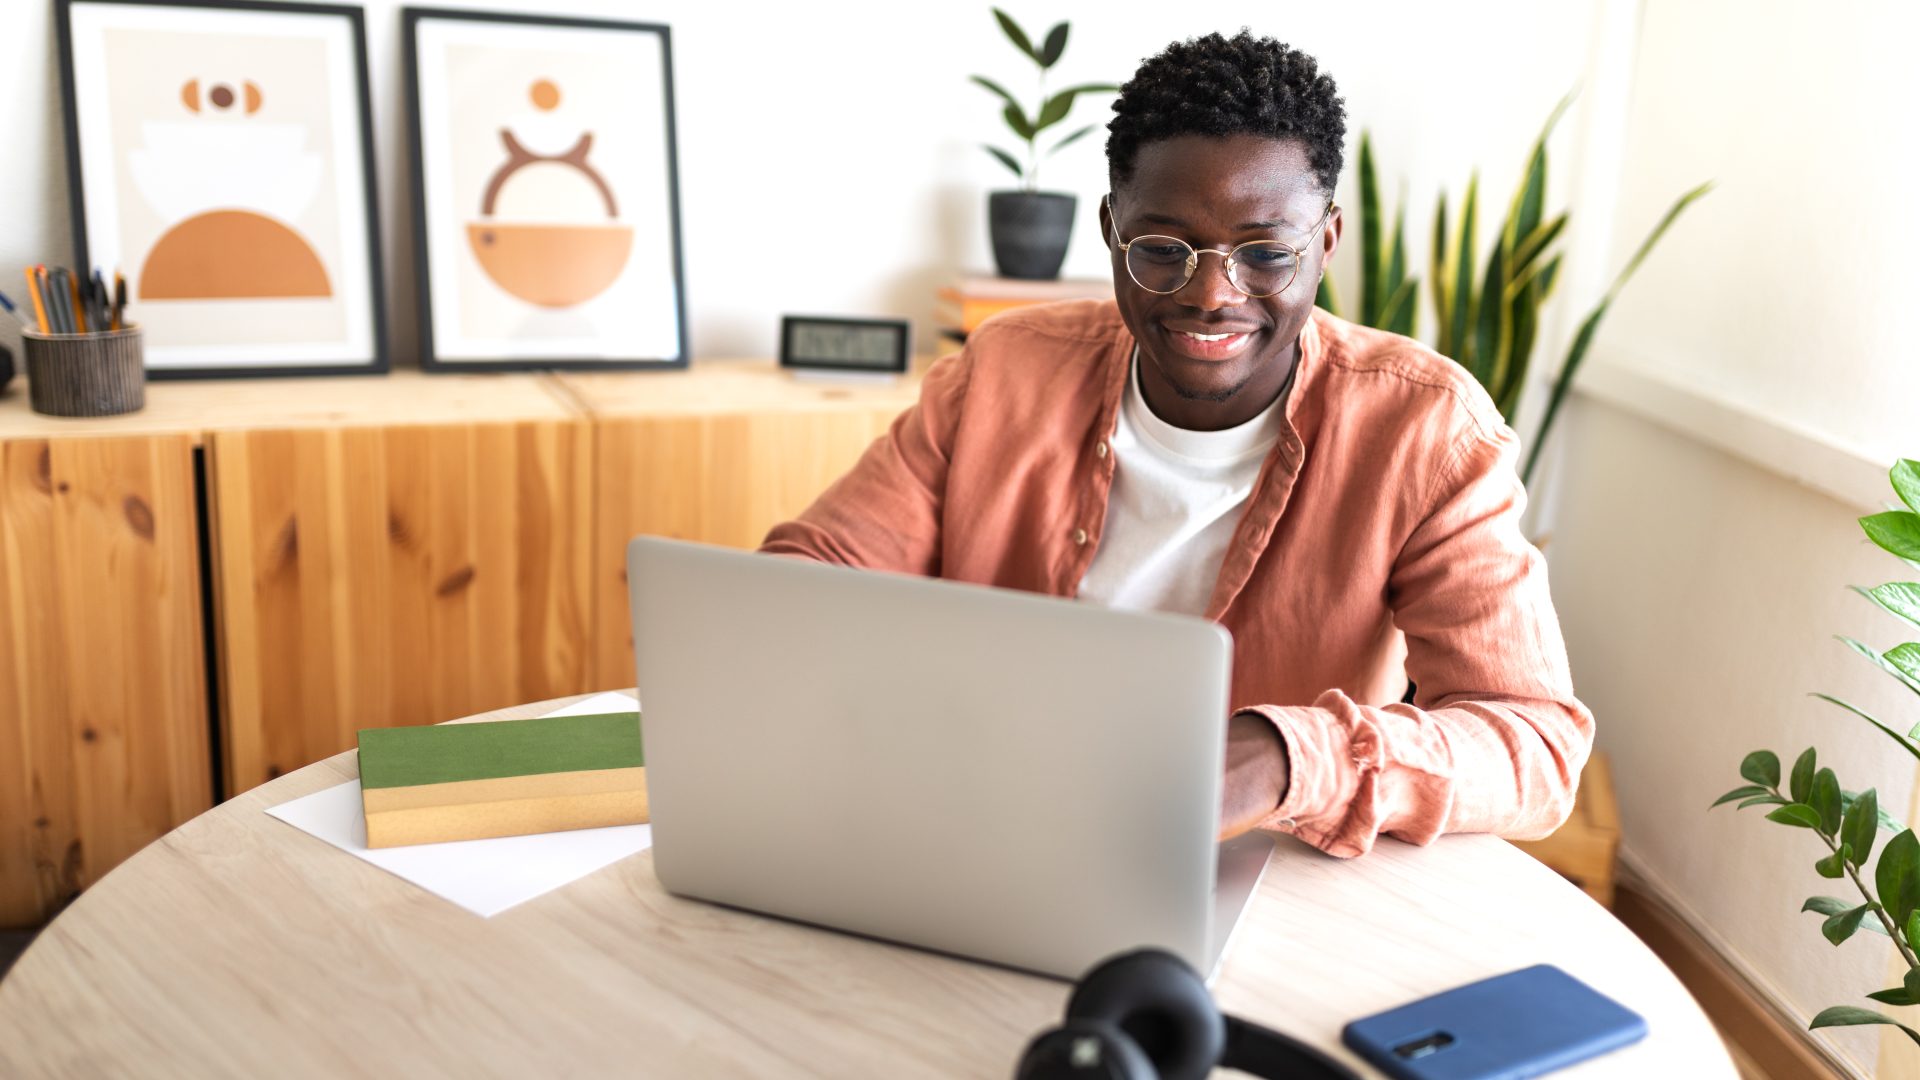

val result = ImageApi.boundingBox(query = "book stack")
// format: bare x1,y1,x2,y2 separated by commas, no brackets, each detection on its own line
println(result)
933,275,1113,353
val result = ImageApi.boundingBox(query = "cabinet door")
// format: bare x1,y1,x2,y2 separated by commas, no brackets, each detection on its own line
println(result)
0,436,211,928
208,422,592,794
590,407,899,689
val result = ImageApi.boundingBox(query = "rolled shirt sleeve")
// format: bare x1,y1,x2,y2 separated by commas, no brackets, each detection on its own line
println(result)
1240,422,1594,858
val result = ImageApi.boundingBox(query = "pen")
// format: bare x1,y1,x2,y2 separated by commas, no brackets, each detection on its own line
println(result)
25,268,48,333
111,271,125,331
90,270,108,332
68,268,87,333
51,269,74,334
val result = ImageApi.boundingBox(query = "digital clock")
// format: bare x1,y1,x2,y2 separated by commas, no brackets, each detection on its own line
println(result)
779,315,910,374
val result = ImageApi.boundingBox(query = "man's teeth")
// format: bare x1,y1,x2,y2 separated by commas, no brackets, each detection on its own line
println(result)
1179,331,1241,341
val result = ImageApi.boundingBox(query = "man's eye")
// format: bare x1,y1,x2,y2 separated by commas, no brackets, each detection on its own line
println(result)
1239,246,1297,269
1135,243,1189,264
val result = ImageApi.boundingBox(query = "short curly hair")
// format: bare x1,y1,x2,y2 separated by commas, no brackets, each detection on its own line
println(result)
1106,30,1347,194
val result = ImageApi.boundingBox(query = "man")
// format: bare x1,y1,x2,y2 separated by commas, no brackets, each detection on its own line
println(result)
762,31,1592,858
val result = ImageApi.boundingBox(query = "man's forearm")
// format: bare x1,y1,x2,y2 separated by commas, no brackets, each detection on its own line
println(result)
1220,711,1290,840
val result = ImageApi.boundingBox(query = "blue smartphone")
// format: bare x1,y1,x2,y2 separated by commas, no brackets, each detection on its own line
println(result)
1340,964,1647,1080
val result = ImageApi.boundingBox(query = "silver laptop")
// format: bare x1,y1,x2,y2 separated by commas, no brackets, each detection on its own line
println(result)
627,536,1274,981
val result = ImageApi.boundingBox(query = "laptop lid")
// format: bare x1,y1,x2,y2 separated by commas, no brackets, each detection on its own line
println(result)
627,537,1235,979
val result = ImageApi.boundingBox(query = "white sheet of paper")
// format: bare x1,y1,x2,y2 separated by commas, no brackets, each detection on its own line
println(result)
264,691,651,918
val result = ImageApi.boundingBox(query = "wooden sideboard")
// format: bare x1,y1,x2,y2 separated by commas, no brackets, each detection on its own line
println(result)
0,363,922,927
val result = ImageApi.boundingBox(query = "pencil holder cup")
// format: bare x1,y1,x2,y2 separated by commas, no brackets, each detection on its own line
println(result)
23,326,145,417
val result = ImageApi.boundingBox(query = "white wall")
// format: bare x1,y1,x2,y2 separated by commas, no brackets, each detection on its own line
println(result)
1547,0,1920,1074
0,0,1605,366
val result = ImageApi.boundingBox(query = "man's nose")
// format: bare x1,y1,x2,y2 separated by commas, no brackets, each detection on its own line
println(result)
1174,249,1241,310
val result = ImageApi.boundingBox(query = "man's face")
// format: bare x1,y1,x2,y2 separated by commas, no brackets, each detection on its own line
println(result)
1101,134,1341,431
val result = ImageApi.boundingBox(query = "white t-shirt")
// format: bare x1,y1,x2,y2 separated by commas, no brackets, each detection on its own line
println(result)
1077,356,1289,615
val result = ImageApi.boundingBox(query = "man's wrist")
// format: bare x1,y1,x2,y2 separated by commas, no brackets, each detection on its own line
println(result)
1222,711,1291,838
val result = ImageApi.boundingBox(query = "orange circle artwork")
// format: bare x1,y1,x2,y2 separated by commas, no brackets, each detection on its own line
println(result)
530,79,560,111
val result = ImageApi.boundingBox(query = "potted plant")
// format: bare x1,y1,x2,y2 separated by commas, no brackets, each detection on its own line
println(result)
971,8,1115,280
1315,96,1711,487
1714,458,1920,1045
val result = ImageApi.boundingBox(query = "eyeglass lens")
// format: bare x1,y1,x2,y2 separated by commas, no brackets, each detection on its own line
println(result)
1125,239,1301,298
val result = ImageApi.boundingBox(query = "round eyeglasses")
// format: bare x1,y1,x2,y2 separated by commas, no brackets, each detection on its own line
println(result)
1104,194,1334,299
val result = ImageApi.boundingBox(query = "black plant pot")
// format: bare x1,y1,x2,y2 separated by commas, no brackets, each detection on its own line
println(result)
989,191,1076,280
0,344,12,397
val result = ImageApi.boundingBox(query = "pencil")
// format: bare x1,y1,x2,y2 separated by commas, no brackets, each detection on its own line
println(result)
24,268,48,333
68,268,86,333
112,271,125,331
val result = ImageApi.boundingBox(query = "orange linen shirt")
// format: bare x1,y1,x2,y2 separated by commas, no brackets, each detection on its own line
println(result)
761,300,1593,858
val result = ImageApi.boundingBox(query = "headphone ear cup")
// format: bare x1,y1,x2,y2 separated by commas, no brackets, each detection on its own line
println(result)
1014,1019,1157,1080
1064,949,1224,1080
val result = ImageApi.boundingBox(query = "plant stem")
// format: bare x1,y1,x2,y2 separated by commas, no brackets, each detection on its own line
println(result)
1815,824,1920,969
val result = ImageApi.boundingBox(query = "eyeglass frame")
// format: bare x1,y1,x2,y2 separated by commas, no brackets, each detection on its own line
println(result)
1102,193,1337,299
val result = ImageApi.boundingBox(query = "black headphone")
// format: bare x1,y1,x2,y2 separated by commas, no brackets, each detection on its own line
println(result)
1015,949,1362,1080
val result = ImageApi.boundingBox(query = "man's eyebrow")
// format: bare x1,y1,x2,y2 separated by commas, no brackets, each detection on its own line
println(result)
1138,212,1304,232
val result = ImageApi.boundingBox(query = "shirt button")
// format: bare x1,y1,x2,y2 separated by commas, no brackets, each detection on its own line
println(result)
1095,441,1109,459
1071,528,1089,546
1277,818,1296,829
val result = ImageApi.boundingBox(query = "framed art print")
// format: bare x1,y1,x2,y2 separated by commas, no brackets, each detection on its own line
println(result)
57,0,387,378
404,8,689,371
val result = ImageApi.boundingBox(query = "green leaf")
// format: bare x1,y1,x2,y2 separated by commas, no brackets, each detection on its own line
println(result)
1905,966,1920,1001
1316,273,1343,319
1738,794,1788,809
1508,214,1567,278
1804,896,1890,934
1855,582,1920,631
1449,174,1479,372
1908,909,1920,947
1038,21,1067,68
1811,1006,1920,1047
1821,901,1868,942
1522,180,1713,485
992,7,1038,62
1002,103,1036,142
1812,768,1843,834
1379,280,1417,340
1712,784,1771,807
1846,789,1879,867
1895,459,1920,515
1046,125,1096,158
982,144,1024,180
1838,637,1920,696
1429,191,1451,359
1791,747,1816,804
1472,232,1507,392
970,75,1021,111
1813,692,1920,760
1888,643,1920,687
1863,511,1920,561
1740,750,1781,787
1360,132,1382,326
1876,830,1920,929
1816,844,1852,880
1034,91,1073,132
1869,987,1918,1006
1767,803,1822,829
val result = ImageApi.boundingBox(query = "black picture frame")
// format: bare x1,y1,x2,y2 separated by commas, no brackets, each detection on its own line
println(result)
779,315,911,375
402,6,690,373
55,0,389,379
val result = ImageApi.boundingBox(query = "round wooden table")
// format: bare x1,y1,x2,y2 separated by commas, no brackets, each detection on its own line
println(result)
0,694,1734,1077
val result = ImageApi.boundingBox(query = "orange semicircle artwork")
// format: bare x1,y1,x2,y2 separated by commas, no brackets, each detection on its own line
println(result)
140,209,332,299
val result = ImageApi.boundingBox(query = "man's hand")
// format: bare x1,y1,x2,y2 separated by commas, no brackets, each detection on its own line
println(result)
1219,712,1290,841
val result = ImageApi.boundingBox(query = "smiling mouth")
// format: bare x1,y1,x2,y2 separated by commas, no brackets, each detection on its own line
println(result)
1166,326,1257,360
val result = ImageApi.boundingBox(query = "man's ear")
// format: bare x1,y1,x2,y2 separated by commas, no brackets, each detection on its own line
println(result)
1320,205,1344,268
1098,193,1115,247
